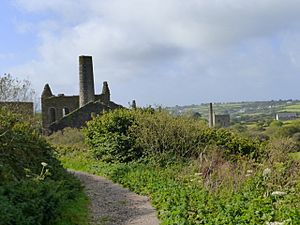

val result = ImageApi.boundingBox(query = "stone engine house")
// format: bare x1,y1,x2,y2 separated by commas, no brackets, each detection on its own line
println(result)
208,103,230,128
41,55,122,133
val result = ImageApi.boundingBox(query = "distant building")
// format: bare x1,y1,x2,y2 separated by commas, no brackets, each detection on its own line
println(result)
208,103,230,128
275,112,297,121
213,114,230,128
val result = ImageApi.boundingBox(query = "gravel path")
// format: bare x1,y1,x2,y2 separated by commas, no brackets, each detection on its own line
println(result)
69,170,160,225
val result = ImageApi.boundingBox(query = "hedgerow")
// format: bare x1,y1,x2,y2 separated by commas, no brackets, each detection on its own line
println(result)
84,109,263,163
0,109,85,225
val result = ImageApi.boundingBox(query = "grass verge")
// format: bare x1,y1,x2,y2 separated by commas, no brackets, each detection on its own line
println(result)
53,191,89,225
59,151,300,225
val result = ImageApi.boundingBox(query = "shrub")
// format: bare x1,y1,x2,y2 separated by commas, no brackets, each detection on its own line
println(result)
0,108,83,225
0,110,61,182
84,109,264,164
84,109,141,162
131,111,208,161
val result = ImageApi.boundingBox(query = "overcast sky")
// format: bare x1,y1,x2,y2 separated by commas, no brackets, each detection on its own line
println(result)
1,0,300,106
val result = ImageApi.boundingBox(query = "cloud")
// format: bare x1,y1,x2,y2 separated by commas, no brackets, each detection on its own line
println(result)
9,0,300,105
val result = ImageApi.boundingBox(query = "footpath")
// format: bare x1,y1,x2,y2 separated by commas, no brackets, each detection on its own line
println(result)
70,170,160,225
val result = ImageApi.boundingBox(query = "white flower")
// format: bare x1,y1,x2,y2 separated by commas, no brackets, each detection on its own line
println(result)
263,168,271,177
41,162,48,167
246,170,253,174
194,173,202,176
271,191,286,197
266,222,284,225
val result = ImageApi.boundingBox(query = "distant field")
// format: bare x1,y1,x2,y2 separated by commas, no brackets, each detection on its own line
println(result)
282,119,300,126
168,100,300,123
245,122,257,129
280,104,300,112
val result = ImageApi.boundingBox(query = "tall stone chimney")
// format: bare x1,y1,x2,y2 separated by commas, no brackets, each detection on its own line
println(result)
79,55,95,107
208,103,214,128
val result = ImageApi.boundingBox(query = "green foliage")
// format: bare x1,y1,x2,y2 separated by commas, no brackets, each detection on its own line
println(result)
84,109,263,164
0,109,60,182
265,120,300,138
270,120,284,127
0,179,82,225
52,191,89,225
76,108,300,223
131,110,207,161
84,109,141,162
196,127,261,158
57,118,300,224
58,148,300,225
0,109,87,225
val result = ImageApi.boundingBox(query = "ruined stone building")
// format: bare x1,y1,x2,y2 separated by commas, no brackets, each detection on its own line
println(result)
208,103,230,128
275,112,297,121
41,55,122,133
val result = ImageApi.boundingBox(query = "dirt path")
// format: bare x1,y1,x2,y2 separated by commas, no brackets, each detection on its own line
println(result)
69,170,160,225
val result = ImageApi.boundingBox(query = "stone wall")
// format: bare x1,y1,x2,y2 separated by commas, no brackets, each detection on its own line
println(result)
48,101,122,133
95,93,110,105
0,101,34,115
213,114,230,128
41,95,79,130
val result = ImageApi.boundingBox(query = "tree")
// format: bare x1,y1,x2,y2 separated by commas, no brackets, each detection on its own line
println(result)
0,74,35,102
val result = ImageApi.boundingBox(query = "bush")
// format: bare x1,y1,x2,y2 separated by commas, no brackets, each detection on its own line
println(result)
0,108,83,225
0,179,81,225
84,109,264,164
84,109,141,162
131,111,263,162
131,111,208,162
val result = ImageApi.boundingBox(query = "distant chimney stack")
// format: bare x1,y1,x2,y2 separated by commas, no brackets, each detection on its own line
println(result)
209,103,213,128
132,100,137,109
79,55,95,107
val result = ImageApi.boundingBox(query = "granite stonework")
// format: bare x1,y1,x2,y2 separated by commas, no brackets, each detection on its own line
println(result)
41,55,122,134
208,103,230,128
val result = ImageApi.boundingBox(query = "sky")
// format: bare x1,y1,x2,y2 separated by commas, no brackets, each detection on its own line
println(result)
1,0,300,107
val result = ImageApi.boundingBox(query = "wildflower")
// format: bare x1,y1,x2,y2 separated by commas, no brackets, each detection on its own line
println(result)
246,170,253,174
41,162,48,167
194,173,202,176
263,168,271,177
266,222,284,225
271,191,286,197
